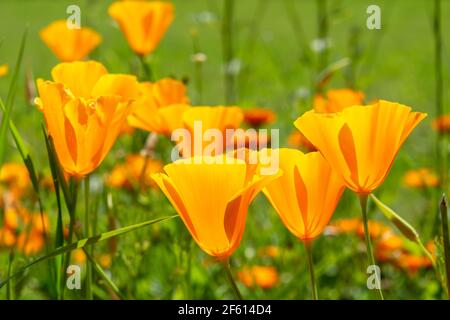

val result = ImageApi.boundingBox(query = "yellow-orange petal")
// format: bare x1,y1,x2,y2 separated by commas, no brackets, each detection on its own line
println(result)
40,20,101,62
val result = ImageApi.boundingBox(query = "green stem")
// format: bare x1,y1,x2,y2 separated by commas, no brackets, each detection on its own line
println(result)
6,250,14,300
221,258,243,300
439,195,450,299
62,179,79,299
138,55,154,82
304,240,318,300
85,175,93,300
358,194,384,300
222,0,236,104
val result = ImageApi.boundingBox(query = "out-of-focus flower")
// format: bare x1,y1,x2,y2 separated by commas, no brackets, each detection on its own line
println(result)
0,207,49,255
396,253,432,275
262,149,345,240
237,266,279,289
403,168,439,188
314,89,364,113
108,1,174,56
432,115,450,133
295,100,427,194
40,20,101,62
72,249,86,265
0,163,31,200
258,245,280,258
178,106,243,157
0,64,8,77
287,131,316,152
243,108,276,128
107,154,163,190
152,155,280,259
128,78,190,136
35,61,140,177
99,253,113,269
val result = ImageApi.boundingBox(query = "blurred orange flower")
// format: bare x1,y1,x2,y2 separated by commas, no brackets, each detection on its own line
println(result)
258,245,280,258
237,266,279,289
107,154,163,190
0,207,49,255
108,0,174,56
152,155,280,259
314,88,364,113
0,64,8,77
287,131,316,152
40,20,101,62
295,100,427,194
178,106,244,157
432,115,450,133
403,168,439,188
128,78,190,136
36,61,140,177
262,149,345,240
0,163,31,200
243,108,276,128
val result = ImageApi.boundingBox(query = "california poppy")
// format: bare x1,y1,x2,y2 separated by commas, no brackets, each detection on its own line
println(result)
403,168,439,188
177,106,243,157
108,1,174,56
294,100,427,194
432,115,450,133
314,88,365,113
128,78,190,136
40,20,101,62
295,100,426,299
243,108,276,128
261,148,344,299
36,61,140,176
152,155,279,259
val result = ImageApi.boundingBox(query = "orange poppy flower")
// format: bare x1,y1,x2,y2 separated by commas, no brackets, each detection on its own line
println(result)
40,20,101,62
128,78,190,136
287,131,316,152
258,245,280,258
237,266,279,289
152,155,280,259
403,168,439,188
36,61,140,177
0,64,8,77
432,115,450,133
0,207,49,255
108,1,174,56
177,106,244,157
262,149,345,240
0,163,31,200
243,108,276,128
294,100,427,194
107,154,163,189
314,88,365,113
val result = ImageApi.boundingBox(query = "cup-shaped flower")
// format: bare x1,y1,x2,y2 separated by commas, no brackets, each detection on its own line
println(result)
294,100,427,194
128,78,190,136
36,61,140,177
152,155,281,259
108,1,174,56
40,20,101,62
314,88,364,113
261,148,345,240
177,106,244,157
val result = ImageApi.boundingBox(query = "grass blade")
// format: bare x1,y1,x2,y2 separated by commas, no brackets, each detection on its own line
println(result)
0,28,27,166
0,215,178,289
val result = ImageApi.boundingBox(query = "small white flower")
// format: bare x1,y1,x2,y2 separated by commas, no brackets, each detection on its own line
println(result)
191,52,208,63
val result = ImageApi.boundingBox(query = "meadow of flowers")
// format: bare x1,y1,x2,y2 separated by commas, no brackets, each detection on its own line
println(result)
0,0,449,301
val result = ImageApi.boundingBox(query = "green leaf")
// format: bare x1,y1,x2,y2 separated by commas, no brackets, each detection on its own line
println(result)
0,28,27,166
0,215,178,289
370,194,435,266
